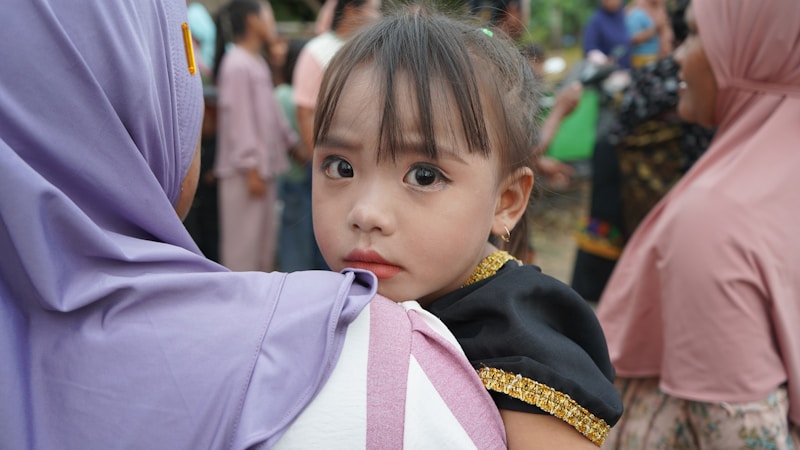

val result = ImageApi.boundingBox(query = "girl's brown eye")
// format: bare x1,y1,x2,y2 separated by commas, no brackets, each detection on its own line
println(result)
403,163,450,189
321,156,354,179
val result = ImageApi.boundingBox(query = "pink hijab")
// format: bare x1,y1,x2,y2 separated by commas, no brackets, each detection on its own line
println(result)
597,0,800,425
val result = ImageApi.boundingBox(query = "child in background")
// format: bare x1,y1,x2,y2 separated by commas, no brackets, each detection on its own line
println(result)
213,0,294,271
274,38,320,272
311,5,623,449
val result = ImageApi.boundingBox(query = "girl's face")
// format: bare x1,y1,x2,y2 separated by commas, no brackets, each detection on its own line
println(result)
312,67,515,305
674,4,717,127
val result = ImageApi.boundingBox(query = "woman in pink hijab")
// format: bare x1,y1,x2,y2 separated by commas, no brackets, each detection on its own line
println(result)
597,0,800,448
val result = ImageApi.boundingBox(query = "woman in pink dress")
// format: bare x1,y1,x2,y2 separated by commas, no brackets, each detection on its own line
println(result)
213,0,294,271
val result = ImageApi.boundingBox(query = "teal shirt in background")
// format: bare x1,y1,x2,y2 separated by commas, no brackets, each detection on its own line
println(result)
626,7,659,57
275,84,307,183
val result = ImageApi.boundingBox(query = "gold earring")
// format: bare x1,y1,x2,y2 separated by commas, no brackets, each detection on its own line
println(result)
501,225,511,243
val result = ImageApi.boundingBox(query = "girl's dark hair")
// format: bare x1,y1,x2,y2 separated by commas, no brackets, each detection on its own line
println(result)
212,0,263,81
315,4,540,259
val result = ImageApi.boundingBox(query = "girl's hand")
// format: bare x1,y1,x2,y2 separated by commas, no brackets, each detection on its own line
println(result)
246,168,266,197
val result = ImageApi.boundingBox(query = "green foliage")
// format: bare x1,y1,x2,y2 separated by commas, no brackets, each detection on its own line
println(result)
526,0,595,47
272,2,316,22
268,0,597,49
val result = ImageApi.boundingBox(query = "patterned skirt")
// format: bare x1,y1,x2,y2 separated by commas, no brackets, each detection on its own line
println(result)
603,377,800,450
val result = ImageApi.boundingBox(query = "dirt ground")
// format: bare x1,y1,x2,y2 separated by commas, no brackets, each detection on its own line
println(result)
528,178,590,284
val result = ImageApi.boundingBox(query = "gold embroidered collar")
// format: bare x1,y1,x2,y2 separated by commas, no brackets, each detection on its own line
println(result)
462,250,520,287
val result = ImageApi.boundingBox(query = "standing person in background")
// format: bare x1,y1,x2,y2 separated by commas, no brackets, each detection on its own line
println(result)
583,0,631,69
274,38,317,272
571,0,712,304
597,0,800,447
213,0,294,272
291,0,381,270
625,0,668,68
187,2,217,79
314,0,337,35
631,0,673,57
294,0,381,163
613,0,713,242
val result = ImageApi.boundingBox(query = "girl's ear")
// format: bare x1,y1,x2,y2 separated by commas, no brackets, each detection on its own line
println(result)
492,167,534,236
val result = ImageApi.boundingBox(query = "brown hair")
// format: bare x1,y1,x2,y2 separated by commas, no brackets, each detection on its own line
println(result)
314,3,540,259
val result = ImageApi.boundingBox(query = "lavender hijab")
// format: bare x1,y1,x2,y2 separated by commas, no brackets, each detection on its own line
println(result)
0,1,373,448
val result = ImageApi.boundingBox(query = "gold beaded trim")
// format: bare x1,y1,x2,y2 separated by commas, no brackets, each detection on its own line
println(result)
462,250,519,287
478,366,610,447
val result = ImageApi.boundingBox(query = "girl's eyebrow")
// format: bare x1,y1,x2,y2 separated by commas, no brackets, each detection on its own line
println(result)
401,134,468,163
317,132,468,163
316,133,360,151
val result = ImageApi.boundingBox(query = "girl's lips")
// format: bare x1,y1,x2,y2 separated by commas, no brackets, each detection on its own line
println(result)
344,261,402,279
344,249,402,279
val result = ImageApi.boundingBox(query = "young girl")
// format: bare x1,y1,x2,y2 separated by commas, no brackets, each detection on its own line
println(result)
213,0,294,271
311,5,623,449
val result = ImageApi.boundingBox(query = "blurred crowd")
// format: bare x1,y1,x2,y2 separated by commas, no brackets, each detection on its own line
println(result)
183,0,584,272
182,0,709,286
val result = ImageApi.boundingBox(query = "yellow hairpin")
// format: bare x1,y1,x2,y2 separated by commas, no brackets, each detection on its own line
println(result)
181,22,197,75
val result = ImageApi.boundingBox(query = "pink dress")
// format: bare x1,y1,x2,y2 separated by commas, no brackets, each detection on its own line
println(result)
215,45,295,271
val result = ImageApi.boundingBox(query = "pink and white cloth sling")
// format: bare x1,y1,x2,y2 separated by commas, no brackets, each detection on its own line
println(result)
275,297,507,449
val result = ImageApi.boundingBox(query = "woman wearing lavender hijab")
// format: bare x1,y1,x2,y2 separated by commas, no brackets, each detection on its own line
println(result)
0,1,506,448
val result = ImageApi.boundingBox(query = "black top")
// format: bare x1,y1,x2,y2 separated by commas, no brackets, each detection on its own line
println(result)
426,261,623,444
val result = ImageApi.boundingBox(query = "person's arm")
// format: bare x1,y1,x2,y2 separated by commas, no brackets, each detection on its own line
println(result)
654,8,673,55
292,48,324,165
501,410,599,450
533,82,581,188
535,81,582,156
217,53,265,196
627,10,657,45
630,26,657,45
448,268,623,449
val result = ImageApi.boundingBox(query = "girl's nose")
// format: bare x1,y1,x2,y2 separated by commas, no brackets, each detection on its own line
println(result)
347,187,395,235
